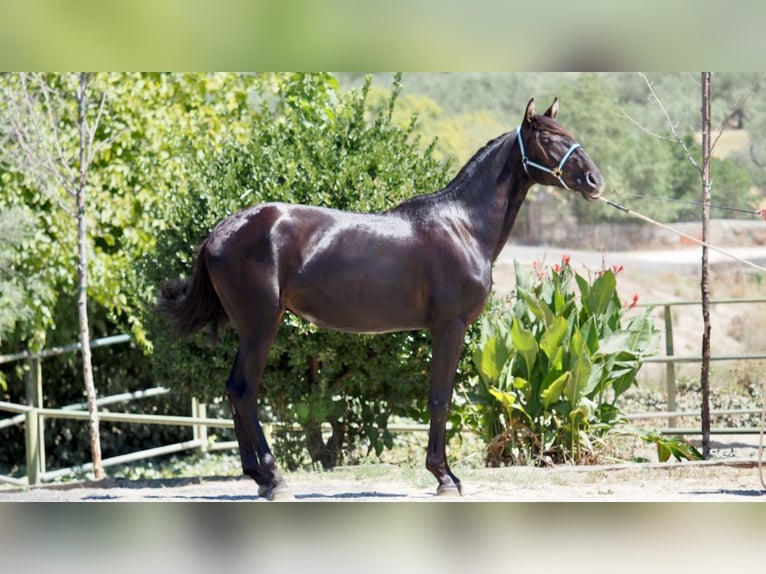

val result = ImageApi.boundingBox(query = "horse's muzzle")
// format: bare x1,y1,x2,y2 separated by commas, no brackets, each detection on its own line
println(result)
580,171,605,201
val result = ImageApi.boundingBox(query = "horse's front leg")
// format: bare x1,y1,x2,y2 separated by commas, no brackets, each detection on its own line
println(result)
426,320,468,496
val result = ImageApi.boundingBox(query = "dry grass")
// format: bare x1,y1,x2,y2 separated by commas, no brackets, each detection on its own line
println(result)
694,128,751,159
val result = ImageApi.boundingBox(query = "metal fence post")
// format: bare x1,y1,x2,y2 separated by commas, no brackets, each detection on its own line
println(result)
25,356,45,480
663,305,677,428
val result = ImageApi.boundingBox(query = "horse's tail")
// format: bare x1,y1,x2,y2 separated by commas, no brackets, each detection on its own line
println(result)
157,239,229,343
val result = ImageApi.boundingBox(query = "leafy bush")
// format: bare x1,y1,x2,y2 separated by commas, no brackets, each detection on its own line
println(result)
465,256,661,465
148,73,454,469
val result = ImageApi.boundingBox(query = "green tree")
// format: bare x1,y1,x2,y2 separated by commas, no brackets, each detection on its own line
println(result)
556,73,757,223
0,73,258,353
0,73,258,474
1,73,113,476
0,207,42,353
148,73,455,468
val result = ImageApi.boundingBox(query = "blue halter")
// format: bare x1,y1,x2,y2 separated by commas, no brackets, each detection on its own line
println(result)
516,125,581,191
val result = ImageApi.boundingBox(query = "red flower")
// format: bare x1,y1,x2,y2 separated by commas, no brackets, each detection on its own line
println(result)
611,264,624,274
561,254,571,267
624,293,639,310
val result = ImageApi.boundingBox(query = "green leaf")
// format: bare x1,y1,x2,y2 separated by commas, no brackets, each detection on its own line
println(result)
657,441,671,462
518,286,553,326
511,375,529,391
473,335,511,384
541,371,570,409
540,316,569,360
598,331,635,356
511,318,538,379
566,330,593,406
546,344,564,373
489,387,516,412
585,270,617,316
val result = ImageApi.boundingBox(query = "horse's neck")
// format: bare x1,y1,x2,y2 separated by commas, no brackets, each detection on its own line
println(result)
489,178,530,261
450,135,531,261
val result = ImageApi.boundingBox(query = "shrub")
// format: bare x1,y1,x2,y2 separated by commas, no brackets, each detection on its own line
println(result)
148,73,453,469
464,256,661,465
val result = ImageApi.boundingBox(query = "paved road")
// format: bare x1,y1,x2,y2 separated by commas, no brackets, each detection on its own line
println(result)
500,243,766,274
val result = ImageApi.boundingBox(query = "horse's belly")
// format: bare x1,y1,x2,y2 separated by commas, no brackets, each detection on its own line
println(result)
284,276,426,334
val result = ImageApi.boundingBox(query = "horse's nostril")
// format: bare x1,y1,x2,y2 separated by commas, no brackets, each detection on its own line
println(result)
586,171,602,189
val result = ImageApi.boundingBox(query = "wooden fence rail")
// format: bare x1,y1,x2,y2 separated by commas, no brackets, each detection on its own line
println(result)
1,296,765,486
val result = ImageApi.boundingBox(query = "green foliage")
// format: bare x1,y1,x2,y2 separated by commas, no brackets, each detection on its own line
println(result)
149,73,452,469
636,430,704,462
464,256,661,466
555,73,759,224
0,73,256,471
0,73,258,351
0,208,42,348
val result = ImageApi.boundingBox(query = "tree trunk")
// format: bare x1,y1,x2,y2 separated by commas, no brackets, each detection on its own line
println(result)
700,72,713,458
77,72,103,480
305,420,345,470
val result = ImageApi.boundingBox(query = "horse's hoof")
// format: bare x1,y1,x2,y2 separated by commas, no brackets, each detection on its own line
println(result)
436,483,463,497
258,483,293,501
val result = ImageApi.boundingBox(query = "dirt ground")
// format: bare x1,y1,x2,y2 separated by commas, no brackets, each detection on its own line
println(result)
1,457,765,502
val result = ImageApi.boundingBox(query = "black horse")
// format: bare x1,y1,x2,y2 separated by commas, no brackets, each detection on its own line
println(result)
159,98,604,499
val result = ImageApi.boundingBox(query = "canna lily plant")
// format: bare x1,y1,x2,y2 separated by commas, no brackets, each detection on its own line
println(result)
467,255,664,465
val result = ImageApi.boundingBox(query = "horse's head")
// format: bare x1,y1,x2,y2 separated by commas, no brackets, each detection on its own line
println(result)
517,98,604,201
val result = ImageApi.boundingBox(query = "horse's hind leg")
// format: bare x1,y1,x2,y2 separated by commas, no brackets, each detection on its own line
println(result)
225,314,288,500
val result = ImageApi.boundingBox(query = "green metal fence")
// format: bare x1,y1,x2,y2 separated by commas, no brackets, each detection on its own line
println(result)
638,297,766,427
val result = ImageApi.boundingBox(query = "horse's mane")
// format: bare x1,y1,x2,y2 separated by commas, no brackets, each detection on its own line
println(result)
444,131,512,191
387,131,513,214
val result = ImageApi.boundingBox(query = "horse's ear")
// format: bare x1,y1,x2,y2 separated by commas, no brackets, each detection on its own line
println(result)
543,97,559,119
524,98,536,124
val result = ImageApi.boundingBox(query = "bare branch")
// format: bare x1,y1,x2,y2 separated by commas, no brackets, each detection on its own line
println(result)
617,108,676,142
18,73,77,197
84,87,125,169
0,74,76,216
710,72,763,153
85,90,108,167
637,72,702,174
36,74,73,182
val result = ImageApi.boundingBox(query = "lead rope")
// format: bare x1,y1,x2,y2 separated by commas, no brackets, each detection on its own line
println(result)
599,196,766,274
600,195,766,491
